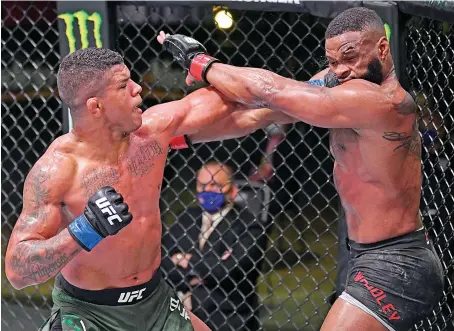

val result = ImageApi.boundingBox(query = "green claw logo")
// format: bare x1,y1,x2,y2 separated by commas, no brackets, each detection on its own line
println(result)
384,23,391,42
58,10,103,53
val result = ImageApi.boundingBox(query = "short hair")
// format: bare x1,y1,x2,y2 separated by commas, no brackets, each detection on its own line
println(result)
325,7,384,39
57,48,124,112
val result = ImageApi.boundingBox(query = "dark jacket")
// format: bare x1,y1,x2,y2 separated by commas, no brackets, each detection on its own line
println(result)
161,205,267,331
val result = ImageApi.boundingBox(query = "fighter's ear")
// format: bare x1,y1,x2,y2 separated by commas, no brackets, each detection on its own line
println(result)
86,97,102,117
377,36,390,61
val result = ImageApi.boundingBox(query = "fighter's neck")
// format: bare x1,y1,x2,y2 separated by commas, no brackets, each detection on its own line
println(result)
70,125,131,161
382,65,397,84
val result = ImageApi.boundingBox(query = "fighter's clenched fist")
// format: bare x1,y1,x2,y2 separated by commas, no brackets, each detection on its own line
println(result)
68,186,132,252
159,31,219,84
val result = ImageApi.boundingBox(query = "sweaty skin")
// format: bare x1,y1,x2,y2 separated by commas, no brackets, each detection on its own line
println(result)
186,69,329,143
5,64,238,292
189,32,422,244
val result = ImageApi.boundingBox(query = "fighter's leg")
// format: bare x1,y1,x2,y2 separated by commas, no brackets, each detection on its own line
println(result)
187,311,211,331
320,297,389,331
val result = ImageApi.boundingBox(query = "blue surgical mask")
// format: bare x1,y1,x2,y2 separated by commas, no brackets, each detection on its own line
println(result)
422,129,438,147
197,191,225,213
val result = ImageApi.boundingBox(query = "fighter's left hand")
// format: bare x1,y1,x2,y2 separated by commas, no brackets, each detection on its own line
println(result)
157,31,219,85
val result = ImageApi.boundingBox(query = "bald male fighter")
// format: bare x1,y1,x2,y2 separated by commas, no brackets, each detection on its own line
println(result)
160,7,444,331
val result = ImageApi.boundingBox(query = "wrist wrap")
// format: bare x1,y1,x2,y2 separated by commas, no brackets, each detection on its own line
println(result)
68,215,103,252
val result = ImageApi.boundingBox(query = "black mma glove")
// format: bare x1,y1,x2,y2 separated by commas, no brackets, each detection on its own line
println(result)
68,186,133,252
162,34,220,83
324,69,341,88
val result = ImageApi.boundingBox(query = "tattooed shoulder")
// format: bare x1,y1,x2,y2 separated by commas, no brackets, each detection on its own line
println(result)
24,164,51,205
396,92,417,116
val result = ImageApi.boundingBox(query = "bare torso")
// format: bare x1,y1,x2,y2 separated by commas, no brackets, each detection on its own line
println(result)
330,81,422,243
56,128,169,289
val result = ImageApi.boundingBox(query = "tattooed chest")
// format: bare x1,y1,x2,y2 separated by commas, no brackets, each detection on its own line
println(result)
77,140,165,198
79,167,121,198
125,140,164,177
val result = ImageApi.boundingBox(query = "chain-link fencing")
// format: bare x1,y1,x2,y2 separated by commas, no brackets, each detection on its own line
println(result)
2,1,62,330
1,2,453,331
405,16,454,331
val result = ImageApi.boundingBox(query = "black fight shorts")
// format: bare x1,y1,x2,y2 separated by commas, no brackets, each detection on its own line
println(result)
340,228,444,331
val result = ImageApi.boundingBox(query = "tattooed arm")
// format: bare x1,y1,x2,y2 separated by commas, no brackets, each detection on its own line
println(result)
186,70,329,143
203,64,399,129
5,154,79,290
188,107,297,143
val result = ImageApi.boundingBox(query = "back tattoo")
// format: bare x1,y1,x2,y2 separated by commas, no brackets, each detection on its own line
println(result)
382,93,421,158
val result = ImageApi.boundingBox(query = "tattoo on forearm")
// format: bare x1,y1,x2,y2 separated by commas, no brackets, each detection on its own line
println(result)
126,140,164,177
10,234,81,284
248,71,280,108
80,168,120,197
383,121,421,158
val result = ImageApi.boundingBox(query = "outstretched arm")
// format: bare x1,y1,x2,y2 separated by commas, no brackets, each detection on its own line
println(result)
142,87,240,137
160,33,395,129
188,107,296,143
5,155,80,289
185,72,331,143
204,65,394,129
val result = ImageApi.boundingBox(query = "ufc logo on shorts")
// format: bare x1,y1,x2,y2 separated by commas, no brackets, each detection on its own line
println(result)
95,197,122,225
170,297,190,320
118,288,146,303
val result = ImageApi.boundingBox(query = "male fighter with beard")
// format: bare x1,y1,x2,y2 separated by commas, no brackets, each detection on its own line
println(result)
161,7,444,331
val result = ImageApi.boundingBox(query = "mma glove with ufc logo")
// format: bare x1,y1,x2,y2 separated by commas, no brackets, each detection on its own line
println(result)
162,35,220,84
68,186,133,251
162,34,341,88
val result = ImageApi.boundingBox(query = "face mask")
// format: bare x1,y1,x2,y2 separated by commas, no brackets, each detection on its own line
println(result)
197,191,226,213
422,129,438,147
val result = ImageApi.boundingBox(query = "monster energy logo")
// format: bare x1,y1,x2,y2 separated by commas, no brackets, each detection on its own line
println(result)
384,23,391,42
58,10,103,53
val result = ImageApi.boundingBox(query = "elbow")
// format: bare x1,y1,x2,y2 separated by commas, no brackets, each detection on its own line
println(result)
8,277,26,291
5,261,26,290
5,247,30,290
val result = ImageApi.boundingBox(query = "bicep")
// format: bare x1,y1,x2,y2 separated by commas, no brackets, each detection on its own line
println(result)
143,87,237,137
270,79,392,128
189,107,297,143
9,159,70,244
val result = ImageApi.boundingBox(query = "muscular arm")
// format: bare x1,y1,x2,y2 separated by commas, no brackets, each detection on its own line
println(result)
5,155,80,289
188,107,297,143
205,64,395,129
142,87,239,137
187,71,329,143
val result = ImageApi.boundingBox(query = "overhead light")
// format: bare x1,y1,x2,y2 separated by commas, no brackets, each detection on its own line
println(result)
213,6,233,29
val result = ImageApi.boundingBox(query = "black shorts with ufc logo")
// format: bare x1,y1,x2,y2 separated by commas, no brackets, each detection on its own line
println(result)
39,270,194,331
340,228,444,331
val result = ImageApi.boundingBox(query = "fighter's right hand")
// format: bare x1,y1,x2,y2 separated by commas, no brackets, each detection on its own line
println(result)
158,31,220,84
68,186,133,252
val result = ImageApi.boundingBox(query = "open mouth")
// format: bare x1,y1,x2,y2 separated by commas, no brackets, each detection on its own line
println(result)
134,107,143,114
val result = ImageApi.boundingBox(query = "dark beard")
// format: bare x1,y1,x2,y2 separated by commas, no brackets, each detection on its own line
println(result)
361,57,384,85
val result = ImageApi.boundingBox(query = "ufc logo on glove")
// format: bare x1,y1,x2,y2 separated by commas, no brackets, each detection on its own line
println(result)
95,197,122,225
